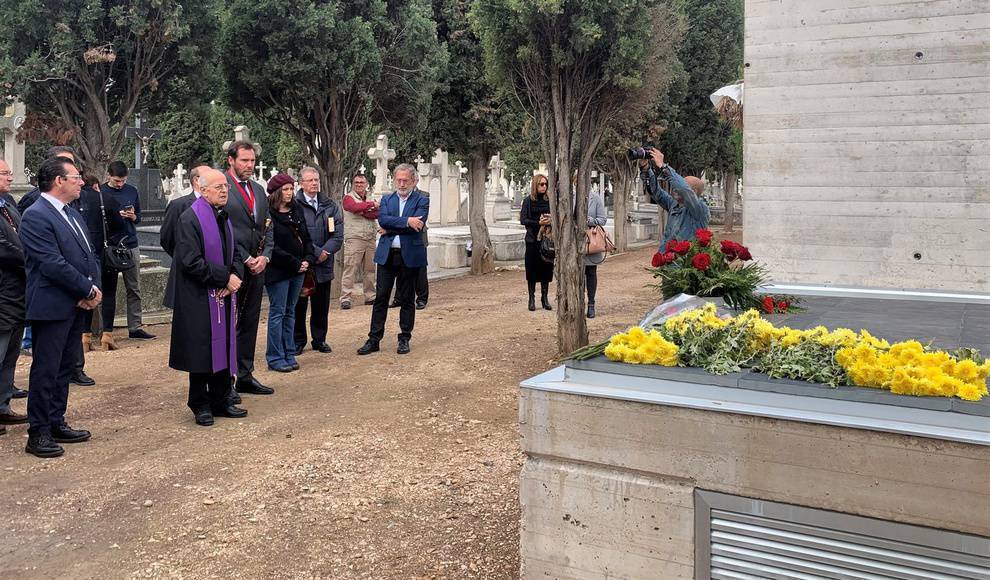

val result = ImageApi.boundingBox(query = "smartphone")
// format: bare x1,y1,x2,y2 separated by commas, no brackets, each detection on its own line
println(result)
122,204,134,212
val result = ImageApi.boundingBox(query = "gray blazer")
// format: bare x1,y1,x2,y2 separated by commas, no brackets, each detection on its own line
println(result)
224,172,273,263
585,192,608,266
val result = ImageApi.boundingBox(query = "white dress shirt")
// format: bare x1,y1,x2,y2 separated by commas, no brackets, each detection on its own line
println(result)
391,193,410,249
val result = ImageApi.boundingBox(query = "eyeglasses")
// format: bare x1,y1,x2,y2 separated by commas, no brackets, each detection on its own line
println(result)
300,178,319,183
62,174,83,181
204,183,229,191
537,182,548,187
0,171,13,177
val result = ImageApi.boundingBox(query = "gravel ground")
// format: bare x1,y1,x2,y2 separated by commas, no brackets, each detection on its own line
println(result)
0,244,673,579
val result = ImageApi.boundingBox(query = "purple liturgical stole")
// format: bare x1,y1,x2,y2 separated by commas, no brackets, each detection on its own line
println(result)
190,197,238,374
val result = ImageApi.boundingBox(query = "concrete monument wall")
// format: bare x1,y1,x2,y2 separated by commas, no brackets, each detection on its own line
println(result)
743,0,990,291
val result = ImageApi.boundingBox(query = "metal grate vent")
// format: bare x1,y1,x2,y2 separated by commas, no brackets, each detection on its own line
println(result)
695,491,990,580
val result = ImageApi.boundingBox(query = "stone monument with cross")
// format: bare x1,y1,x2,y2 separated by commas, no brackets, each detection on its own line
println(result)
485,152,512,224
124,114,166,224
0,100,31,196
367,134,396,195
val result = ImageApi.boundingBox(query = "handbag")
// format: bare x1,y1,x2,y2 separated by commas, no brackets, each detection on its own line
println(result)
98,192,135,272
585,225,615,263
300,270,316,297
538,225,555,264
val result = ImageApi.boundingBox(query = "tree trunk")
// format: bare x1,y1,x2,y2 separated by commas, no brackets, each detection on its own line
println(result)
609,154,632,253
723,168,737,233
468,150,495,275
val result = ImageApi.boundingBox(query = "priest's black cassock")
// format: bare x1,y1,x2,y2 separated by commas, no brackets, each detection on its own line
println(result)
168,198,243,413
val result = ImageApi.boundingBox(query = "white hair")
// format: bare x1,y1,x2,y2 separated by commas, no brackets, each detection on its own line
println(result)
394,163,418,181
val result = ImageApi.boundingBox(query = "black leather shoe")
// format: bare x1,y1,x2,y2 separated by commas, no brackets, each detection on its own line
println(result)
213,405,248,418
26,433,63,458
11,386,27,399
528,295,536,311
268,364,293,373
294,345,305,356
0,425,5,435
587,302,596,319
397,339,410,355
541,295,553,311
313,342,332,353
291,363,300,371
340,301,351,310
69,371,95,386
51,423,91,443
389,300,400,308
128,329,156,340
415,300,427,310
236,377,274,395
194,410,214,426
357,340,380,355
0,410,28,424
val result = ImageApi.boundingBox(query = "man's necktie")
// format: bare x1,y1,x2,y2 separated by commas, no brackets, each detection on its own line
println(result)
0,205,15,231
241,182,255,213
63,206,91,251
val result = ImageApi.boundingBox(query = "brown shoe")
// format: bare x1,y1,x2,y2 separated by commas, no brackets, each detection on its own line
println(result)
0,410,28,424
81,332,93,353
101,331,118,351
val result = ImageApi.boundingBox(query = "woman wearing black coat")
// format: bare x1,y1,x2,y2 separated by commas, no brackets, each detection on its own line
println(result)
264,173,315,373
520,176,553,311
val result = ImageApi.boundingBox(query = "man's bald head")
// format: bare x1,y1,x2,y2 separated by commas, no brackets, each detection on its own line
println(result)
684,176,704,196
0,160,12,195
189,165,210,194
199,168,229,207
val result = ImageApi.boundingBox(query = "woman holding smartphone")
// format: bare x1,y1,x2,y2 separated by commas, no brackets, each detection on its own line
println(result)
520,176,554,311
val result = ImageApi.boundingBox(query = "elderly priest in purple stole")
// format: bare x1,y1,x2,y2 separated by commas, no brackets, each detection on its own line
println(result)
168,169,248,426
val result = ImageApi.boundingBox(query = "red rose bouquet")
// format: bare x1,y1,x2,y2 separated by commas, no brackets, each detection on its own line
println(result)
649,229,798,312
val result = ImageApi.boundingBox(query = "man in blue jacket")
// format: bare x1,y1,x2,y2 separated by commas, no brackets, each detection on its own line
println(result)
19,157,102,458
639,148,711,248
357,164,429,356
293,167,344,354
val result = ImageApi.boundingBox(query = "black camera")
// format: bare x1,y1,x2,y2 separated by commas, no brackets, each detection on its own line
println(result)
626,146,654,160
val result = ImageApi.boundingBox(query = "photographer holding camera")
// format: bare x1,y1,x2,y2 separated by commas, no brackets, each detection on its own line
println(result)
635,148,711,248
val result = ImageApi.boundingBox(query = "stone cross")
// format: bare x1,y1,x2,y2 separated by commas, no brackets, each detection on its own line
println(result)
222,125,262,157
173,163,187,191
358,164,367,175
255,160,267,181
124,114,160,169
366,134,396,195
0,101,28,188
488,153,507,198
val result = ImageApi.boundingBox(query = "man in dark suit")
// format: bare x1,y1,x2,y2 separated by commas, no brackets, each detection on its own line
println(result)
161,165,206,257
19,157,102,458
223,142,274,398
0,159,28,434
358,164,429,356
16,146,78,215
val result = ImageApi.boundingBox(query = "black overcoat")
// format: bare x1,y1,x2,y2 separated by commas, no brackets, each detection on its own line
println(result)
168,206,244,373
0,203,25,332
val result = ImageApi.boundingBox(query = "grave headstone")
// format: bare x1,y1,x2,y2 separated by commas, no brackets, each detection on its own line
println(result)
367,134,396,195
0,101,31,194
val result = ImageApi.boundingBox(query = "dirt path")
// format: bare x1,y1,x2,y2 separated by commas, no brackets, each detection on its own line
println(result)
0,244,670,579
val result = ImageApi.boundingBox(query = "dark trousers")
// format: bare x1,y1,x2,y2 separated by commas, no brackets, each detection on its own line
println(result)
391,266,429,304
294,280,331,348
0,325,23,411
27,311,85,434
188,371,232,413
585,265,598,303
235,268,265,380
369,249,417,343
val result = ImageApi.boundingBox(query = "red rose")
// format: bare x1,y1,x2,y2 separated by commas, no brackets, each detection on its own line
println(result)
665,239,679,254
737,246,752,261
695,228,713,246
762,296,775,314
720,240,738,257
673,241,692,255
661,252,675,265
691,253,712,271
651,252,663,267
776,300,789,312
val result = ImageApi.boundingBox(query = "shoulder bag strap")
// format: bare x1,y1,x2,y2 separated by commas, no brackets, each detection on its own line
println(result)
97,191,109,248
